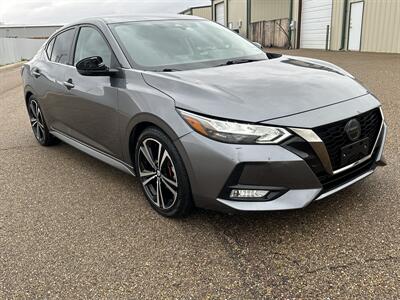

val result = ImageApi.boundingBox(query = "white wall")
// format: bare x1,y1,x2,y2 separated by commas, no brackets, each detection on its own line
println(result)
0,38,45,65
0,26,61,38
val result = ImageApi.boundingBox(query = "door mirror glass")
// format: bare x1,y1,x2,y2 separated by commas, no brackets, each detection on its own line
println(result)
76,56,116,76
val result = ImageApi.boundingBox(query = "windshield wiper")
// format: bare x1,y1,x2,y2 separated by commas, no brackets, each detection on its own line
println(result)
216,58,264,67
160,68,182,72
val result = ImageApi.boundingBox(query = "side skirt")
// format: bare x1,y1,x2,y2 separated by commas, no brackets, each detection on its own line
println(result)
50,130,135,176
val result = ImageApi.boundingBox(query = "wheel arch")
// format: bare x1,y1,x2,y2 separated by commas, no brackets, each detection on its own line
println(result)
24,86,35,107
127,114,196,214
126,113,181,167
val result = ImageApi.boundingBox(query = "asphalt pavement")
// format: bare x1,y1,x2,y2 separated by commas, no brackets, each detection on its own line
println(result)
0,50,399,298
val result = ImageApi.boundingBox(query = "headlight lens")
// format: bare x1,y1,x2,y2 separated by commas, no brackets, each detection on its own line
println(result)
178,109,291,144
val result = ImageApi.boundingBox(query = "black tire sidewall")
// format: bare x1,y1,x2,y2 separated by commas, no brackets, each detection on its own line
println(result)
28,95,59,146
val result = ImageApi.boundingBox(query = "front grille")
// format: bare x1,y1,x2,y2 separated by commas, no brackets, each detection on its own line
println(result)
318,131,383,192
319,157,375,191
313,108,382,170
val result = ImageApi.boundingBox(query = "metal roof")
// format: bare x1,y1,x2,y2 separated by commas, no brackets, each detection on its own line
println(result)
179,5,211,15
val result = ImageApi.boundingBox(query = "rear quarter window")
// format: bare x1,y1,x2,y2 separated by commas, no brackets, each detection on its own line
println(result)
50,28,75,64
46,38,55,60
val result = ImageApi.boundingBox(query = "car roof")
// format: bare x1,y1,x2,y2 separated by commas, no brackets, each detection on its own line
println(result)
65,14,204,27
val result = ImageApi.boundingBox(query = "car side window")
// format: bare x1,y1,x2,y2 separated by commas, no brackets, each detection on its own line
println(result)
46,38,55,60
74,27,112,67
51,29,75,64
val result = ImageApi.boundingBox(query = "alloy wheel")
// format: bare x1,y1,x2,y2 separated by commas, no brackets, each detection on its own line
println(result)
138,138,178,210
29,99,45,142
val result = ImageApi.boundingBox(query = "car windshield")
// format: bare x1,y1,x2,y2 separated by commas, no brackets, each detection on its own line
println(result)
109,19,267,71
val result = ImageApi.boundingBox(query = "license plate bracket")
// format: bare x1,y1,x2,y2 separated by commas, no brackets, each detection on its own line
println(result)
340,137,370,167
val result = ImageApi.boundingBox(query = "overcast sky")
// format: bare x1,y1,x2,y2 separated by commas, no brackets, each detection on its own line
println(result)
0,0,211,25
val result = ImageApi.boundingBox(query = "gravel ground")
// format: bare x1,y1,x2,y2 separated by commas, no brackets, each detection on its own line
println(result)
0,50,399,299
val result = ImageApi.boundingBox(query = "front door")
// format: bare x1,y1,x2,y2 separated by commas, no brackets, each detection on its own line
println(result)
348,1,364,51
66,26,122,159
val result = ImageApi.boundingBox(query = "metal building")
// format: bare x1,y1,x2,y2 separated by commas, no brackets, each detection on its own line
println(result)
182,0,400,53
0,24,62,39
0,24,62,65
295,0,400,53
180,5,212,20
329,0,400,53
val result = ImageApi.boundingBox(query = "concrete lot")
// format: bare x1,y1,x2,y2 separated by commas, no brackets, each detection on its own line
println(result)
0,50,399,298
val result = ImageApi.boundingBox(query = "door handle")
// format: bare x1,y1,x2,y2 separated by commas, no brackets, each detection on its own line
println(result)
63,79,74,89
32,69,41,78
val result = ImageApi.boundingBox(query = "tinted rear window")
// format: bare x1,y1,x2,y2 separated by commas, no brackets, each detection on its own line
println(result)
51,29,75,64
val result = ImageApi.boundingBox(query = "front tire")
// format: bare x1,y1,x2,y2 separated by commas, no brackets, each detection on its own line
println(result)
27,95,59,146
134,127,193,217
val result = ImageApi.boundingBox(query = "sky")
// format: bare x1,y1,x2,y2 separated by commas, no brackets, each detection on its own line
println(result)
0,0,211,25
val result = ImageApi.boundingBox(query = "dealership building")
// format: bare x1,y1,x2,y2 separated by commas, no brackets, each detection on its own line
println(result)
181,0,400,53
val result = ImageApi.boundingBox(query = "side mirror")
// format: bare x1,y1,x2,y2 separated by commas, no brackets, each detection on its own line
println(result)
252,42,262,49
76,56,118,76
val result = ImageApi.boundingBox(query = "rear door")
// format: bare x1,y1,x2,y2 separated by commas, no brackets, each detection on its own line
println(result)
33,27,77,130
63,25,122,159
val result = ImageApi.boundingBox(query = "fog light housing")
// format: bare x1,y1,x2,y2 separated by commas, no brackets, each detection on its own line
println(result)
230,189,269,199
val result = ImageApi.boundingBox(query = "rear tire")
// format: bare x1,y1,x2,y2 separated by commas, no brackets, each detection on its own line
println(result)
27,95,59,146
134,127,193,217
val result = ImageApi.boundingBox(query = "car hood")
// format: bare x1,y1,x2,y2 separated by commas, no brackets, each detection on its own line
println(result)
142,55,368,123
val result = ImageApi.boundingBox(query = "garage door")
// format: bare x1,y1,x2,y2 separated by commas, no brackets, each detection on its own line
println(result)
215,2,224,25
300,0,332,49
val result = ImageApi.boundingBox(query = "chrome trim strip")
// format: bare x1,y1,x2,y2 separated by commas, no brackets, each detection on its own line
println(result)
290,127,333,174
315,169,374,201
50,130,135,176
377,122,387,161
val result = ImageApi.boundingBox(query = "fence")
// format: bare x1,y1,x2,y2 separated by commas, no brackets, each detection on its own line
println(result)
0,38,45,65
250,18,290,49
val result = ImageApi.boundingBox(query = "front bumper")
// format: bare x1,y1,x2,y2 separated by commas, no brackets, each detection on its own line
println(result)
175,120,387,213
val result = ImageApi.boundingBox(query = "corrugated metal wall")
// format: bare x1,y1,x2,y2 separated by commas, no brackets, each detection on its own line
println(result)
251,0,290,22
0,26,61,39
227,0,247,36
361,0,400,53
330,0,344,50
192,6,212,20
0,25,61,65
0,38,45,65
188,0,399,53
291,0,300,47
330,0,400,53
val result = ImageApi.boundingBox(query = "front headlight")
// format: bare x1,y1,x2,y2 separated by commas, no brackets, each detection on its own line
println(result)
178,109,291,144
